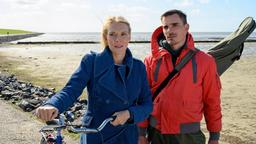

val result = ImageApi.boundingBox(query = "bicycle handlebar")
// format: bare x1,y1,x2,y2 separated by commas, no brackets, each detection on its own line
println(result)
69,116,115,133
40,114,117,134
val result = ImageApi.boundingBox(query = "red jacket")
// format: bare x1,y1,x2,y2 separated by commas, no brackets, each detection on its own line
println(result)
139,26,222,134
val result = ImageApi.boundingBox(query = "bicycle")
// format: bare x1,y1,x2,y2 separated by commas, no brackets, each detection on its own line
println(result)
39,112,116,144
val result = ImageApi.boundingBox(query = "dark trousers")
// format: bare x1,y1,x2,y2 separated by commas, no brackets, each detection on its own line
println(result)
148,126,206,144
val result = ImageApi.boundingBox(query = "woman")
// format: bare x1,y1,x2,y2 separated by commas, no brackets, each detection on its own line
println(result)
35,16,152,144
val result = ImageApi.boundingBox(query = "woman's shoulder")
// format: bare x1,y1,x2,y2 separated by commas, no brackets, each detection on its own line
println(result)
132,57,146,70
132,57,143,64
81,51,97,62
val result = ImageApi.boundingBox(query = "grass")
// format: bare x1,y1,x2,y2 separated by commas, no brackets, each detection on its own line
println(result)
0,28,33,35
0,53,62,90
0,52,88,96
0,56,53,88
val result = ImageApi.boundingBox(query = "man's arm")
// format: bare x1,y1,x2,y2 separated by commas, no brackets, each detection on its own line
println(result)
202,57,222,142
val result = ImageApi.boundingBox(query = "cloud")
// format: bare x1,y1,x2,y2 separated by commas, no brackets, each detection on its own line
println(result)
173,0,194,8
100,4,159,31
224,0,230,4
16,0,41,5
164,0,210,8
4,0,48,12
197,0,210,4
6,0,48,6
0,0,98,32
190,8,200,15
102,4,152,22
173,0,209,7
107,4,150,15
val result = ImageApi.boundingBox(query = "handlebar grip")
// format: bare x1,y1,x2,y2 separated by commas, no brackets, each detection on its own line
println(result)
110,115,117,122
46,119,59,125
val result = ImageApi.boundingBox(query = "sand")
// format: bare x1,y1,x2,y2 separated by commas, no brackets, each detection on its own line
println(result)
0,44,256,144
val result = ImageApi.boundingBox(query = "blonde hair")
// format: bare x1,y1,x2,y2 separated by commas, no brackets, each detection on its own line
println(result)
101,16,131,48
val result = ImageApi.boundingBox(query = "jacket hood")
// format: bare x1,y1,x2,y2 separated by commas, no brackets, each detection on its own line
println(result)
151,26,195,59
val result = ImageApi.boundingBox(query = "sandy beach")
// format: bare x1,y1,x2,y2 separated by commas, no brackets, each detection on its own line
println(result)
0,43,256,144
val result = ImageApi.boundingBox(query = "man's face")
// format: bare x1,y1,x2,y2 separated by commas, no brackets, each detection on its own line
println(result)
161,14,189,50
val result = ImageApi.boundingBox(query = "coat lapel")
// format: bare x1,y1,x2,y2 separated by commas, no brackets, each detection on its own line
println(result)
98,68,127,101
93,47,133,102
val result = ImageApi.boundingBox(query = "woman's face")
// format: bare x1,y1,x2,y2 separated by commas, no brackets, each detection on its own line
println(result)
106,22,131,56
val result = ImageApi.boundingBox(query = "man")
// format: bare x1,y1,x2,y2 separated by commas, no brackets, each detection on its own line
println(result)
138,9,222,144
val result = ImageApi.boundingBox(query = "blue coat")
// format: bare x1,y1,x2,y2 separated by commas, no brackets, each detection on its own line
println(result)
45,47,153,144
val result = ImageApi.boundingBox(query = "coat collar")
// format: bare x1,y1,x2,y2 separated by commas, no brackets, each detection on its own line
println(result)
94,47,133,79
93,47,133,102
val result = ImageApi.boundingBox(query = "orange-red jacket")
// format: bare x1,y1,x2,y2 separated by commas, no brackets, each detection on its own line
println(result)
139,26,222,135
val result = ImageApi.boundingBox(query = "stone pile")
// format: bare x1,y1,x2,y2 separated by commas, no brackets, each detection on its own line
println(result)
0,73,87,123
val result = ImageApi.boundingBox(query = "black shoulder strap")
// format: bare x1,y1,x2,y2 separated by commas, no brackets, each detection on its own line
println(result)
152,49,199,101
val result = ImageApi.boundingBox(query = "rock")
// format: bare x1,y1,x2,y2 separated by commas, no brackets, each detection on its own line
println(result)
18,100,32,112
79,99,88,105
10,81,20,90
19,91,32,99
4,86,14,92
7,74,17,82
20,83,27,89
0,73,87,123
50,88,56,91
1,90,15,100
28,98,42,106
0,80,4,91
12,95,21,101
18,99,42,112
74,103,83,111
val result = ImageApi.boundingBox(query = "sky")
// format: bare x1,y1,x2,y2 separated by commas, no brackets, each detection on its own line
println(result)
0,0,256,32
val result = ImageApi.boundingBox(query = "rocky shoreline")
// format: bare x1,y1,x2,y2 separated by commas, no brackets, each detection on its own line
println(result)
0,72,87,124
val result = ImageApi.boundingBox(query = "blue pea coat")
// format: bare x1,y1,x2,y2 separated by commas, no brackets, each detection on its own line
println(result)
45,47,153,144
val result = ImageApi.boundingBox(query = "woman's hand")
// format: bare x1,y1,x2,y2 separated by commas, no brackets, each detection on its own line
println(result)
35,105,59,121
111,110,130,126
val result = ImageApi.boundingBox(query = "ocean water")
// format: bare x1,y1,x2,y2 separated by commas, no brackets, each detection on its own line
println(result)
1,32,255,60
1,42,255,61
15,32,256,42
129,42,256,59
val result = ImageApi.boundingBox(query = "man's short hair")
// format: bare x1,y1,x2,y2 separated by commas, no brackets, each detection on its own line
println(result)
161,9,187,24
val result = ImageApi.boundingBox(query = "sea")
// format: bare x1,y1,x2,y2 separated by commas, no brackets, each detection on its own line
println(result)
15,32,256,42
2,32,256,60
